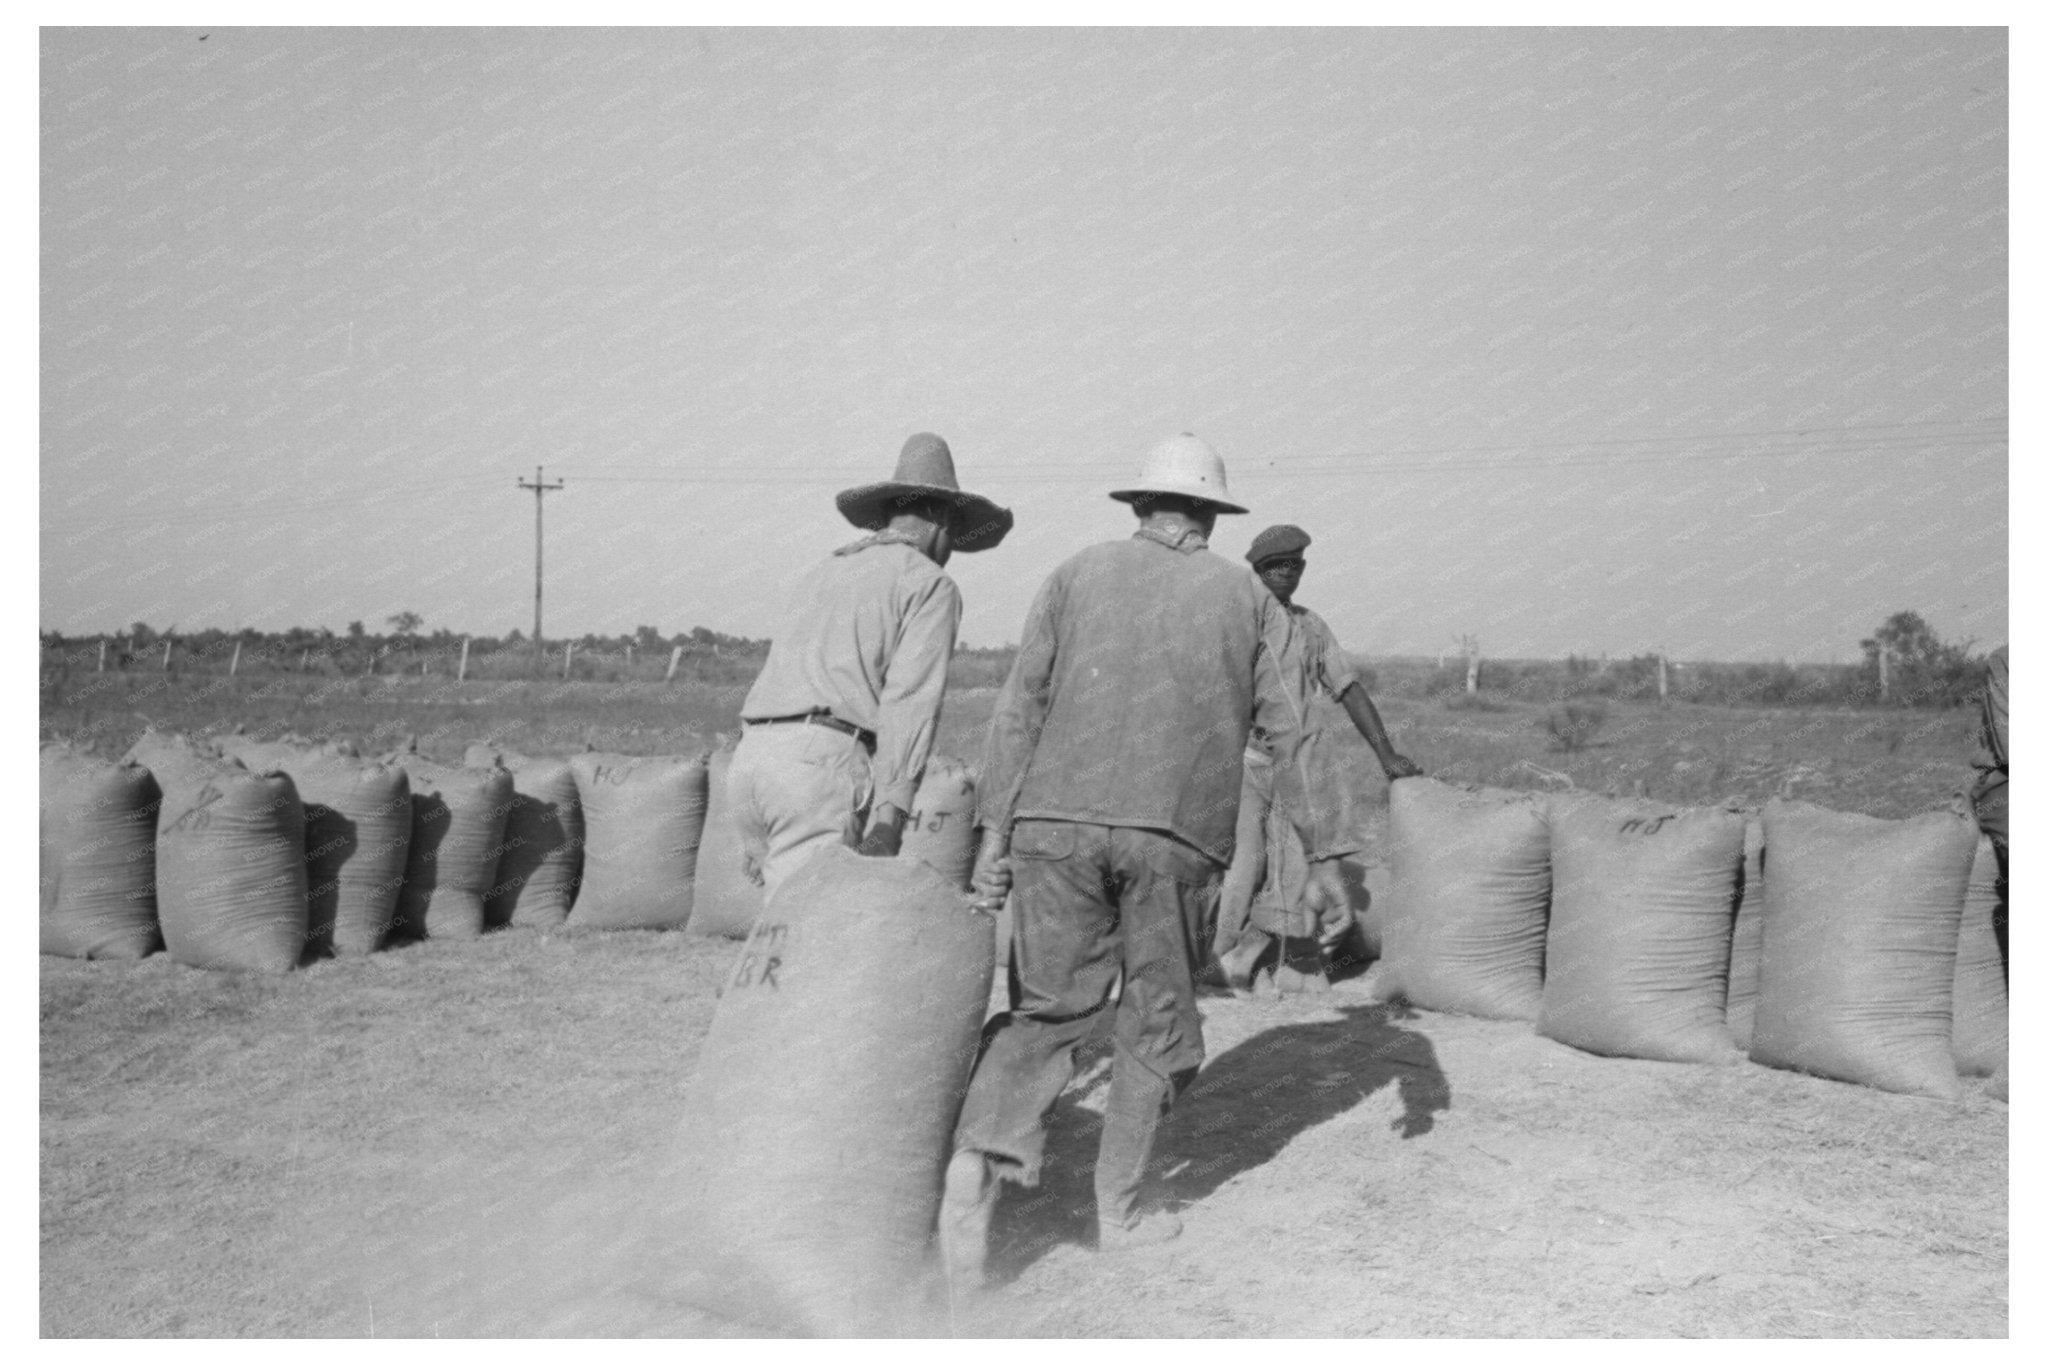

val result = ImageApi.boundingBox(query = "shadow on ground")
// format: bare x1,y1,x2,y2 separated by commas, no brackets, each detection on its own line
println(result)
985,1002,1449,1285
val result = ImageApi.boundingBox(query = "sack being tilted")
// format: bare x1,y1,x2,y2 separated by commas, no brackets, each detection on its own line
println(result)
663,844,995,1335
1750,799,1976,1100
1540,795,1745,1065
1381,779,1550,1020
40,743,161,960
566,752,706,931
468,745,584,930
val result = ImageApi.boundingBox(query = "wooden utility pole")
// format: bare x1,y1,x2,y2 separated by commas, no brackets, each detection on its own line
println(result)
563,640,575,680
1656,647,1669,704
97,639,107,672
517,464,565,677
1462,634,1480,695
458,636,471,682
666,645,682,682
1878,645,1891,702
229,640,242,677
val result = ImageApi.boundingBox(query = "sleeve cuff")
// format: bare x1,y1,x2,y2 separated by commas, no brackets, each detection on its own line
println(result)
875,778,920,818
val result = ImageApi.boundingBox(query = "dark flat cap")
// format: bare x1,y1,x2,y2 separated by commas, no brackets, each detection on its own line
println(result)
1246,523,1311,566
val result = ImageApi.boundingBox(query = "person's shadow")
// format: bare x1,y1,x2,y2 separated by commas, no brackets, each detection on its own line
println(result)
984,1002,1449,1284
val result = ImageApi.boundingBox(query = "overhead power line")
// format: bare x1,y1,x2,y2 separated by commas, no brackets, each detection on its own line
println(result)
552,418,2006,483
560,416,2009,480
559,437,2006,486
39,418,2008,534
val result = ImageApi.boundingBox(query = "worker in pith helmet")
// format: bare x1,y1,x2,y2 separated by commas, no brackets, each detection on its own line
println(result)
1214,523,1423,995
938,433,1341,1288
727,432,1012,896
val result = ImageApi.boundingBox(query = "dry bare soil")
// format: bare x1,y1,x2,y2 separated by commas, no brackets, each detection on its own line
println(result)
40,678,2007,1337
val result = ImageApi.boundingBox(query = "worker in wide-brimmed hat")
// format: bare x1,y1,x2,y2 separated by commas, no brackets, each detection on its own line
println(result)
938,433,1342,1287
728,432,1012,896
1215,523,1424,995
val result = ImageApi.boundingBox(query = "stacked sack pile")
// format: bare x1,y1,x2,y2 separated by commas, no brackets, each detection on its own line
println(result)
1376,777,2006,1100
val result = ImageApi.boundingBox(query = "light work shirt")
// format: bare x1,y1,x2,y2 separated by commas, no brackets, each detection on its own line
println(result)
1244,596,1369,861
1252,600,1358,751
740,535,962,816
977,527,1322,866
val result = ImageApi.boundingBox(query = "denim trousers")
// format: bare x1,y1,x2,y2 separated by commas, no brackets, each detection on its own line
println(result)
951,818,1223,1224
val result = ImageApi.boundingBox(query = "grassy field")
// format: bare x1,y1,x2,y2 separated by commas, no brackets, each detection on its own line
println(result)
40,675,2005,1338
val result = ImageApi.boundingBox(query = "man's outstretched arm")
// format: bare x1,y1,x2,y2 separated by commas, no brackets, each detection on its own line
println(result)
1337,681,1422,781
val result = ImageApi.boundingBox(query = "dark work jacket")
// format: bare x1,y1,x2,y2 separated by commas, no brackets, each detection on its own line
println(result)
977,528,1319,866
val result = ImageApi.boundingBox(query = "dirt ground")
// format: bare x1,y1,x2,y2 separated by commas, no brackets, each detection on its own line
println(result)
40,928,2006,1339
40,679,2007,1337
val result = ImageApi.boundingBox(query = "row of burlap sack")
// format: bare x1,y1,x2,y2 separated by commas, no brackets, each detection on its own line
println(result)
40,732,699,970
41,730,982,972
1376,777,2006,1100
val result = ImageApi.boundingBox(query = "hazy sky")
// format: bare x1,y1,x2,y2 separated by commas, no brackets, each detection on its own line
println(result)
40,26,2007,661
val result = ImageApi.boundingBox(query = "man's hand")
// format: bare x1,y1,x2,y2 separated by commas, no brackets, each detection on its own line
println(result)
970,834,1013,911
1380,752,1423,781
1304,858,1354,946
857,805,907,858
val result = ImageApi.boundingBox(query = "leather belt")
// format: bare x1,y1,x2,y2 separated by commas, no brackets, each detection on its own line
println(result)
744,711,877,752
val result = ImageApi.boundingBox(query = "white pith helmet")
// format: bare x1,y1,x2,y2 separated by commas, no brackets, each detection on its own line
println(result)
1107,432,1248,515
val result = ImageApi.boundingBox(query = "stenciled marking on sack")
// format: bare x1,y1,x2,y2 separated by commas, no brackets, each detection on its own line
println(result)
915,806,951,833
1618,815,1674,836
729,922,787,990
165,783,224,836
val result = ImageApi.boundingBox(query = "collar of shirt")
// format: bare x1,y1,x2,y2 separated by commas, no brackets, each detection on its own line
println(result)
834,528,927,557
1132,524,1209,553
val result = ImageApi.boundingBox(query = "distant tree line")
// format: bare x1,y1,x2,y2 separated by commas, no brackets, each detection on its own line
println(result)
37,609,1996,709
39,619,772,664
1380,611,1992,710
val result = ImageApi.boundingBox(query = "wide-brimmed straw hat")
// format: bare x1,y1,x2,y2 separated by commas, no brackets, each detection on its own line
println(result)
1108,433,1248,515
835,433,1014,553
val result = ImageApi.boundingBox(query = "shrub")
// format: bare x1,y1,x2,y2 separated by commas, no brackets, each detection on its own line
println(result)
1543,700,1608,752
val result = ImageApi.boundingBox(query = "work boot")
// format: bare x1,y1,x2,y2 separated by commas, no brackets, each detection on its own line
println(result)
938,1149,999,1295
1098,1207,1183,1252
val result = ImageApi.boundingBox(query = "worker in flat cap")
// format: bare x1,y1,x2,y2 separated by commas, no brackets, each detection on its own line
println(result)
939,434,1340,1286
1215,523,1423,994
729,432,1013,896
